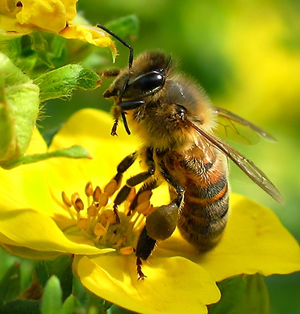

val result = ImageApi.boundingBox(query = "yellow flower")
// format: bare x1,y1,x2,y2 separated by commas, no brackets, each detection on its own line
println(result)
0,0,116,53
0,109,300,314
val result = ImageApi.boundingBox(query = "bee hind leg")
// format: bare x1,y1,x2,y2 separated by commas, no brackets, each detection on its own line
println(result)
136,226,156,280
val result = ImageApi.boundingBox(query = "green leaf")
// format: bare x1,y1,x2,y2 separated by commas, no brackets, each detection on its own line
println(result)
208,274,269,314
0,262,21,306
58,294,76,314
0,52,39,164
30,32,54,68
0,299,40,314
44,256,73,301
34,64,100,103
1,145,90,169
104,15,139,41
40,276,62,314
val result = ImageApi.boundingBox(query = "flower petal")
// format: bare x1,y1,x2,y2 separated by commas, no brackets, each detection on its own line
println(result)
201,195,300,280
76,255,220,314
0,206,113,255
59,23,116,53
47,109,139,204
16,0,77,33
158,194,300,281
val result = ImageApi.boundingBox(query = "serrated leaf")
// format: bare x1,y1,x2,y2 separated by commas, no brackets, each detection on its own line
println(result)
0,262,21,305
34,64,100,103
40,276,62,314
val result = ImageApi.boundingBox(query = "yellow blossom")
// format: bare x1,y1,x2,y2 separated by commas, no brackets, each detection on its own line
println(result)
0,0,116,53
0,109,299,314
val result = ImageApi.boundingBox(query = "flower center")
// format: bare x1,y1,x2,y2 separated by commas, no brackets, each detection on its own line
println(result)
61,180,153,256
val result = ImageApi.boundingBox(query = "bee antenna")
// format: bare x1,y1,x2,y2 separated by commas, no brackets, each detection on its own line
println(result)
96,24,134,68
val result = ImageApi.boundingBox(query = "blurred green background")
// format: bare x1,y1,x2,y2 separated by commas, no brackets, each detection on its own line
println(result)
39,0,300,313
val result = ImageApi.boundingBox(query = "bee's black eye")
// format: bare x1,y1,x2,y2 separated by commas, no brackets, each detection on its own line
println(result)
123,70,165,98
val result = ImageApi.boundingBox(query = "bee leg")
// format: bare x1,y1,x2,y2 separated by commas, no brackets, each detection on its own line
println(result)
159,160,185,209
136,226,156,280
100,69,120,78
127,179,158,216
113,148,155,222
111,152,137,222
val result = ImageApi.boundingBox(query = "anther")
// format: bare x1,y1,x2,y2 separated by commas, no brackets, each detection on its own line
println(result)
136,201,151,214
71,193,79,206
120,246,135,255
85,182,94,197
104,180,118,196
88,205,98,217
74,198,84,212
137,190,152,204
94,223,107,236
62,192,72,207
93,186,101,202
98,193,109,207
77,218,88,230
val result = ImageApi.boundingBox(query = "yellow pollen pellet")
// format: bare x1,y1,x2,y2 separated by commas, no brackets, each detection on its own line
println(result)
137,190,152,204
94,223,107,236
71,192,79,206
120,246,135,255
104,180,118,196
88,205,98,217
62,191,72,207
85,182,94,197
136,200,150,214
77,218,88,230
98,192,109,207
74,198,84,212
93,186,101,202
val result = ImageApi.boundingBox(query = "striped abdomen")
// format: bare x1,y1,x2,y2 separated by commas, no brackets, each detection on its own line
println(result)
164,145,229,252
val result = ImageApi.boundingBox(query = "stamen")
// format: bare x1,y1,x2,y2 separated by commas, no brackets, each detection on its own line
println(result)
85,181,94,197
120,246,135,255
104,180,118,196
61,180,149,259
94,223,107,237
136,200,151,214
88,205,98,217
93,186,101,202
137,190,152,204
98,193,109,207
62,191,72,207
71,193,79,206
74,198,84,212
77,218,88,230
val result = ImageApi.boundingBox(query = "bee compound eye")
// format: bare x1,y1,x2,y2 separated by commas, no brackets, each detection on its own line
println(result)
126,70,166,97
146,203,178,240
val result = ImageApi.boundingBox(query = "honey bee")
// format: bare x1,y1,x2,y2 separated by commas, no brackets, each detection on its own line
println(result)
98,25,282,279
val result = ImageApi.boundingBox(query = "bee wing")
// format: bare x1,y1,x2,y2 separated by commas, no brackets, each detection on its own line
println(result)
213,106,276,145
186,119,283,203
